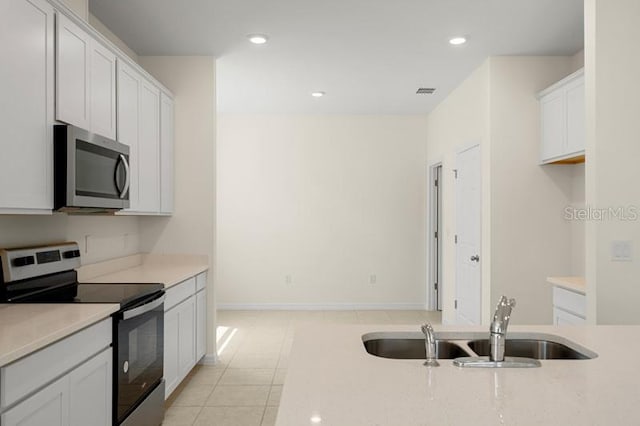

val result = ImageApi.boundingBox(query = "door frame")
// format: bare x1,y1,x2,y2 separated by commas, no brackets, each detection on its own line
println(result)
454,142,482,325
427,161,443,311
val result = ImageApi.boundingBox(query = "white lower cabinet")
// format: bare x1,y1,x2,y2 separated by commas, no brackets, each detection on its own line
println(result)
164,272,208,399
196,289,207,361
68,348,112,426
552,286,586,325
0,319,112,426
1,377,69,426
554,307,586,326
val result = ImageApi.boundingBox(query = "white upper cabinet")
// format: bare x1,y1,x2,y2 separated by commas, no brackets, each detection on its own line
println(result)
0,0,54,212
138,80,161,213
160,92,175,214
89,42,117,139
117,61,141,209
539,69,585,164
56,14,91,130
1,2,173,215
57,14,117,139
118,61,162,214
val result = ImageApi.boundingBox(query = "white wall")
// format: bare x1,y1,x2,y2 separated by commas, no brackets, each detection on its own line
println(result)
585,0,640,324
217,114,427,308
137,56,217,353
426,56,577,325
425,61,491,324
488,57,576,324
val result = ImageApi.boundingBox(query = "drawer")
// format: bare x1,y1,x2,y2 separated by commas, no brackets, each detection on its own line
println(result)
553,286,586,317
554,307,586,325
196,272,207,292
165,277,196,311
1,318,111,409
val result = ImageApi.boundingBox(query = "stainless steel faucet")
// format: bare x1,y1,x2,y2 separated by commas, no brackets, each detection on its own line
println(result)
489,296,516,362
421,323,439,367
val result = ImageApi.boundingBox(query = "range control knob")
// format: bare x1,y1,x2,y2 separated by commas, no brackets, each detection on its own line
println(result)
62,250,81,259
12,256,35,267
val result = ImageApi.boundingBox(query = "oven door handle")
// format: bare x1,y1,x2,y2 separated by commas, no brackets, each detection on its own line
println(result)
122,294,165,320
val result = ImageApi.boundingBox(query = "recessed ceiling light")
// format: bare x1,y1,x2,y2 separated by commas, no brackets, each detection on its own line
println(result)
311,91,325,98
310,415,322,424
449,36,467,46
247,34,269,45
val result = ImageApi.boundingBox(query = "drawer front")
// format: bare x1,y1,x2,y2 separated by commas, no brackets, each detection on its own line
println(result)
553,287,586,317
164,277,196,311
1,318,111,409
554,307,586,325
195,272,207,292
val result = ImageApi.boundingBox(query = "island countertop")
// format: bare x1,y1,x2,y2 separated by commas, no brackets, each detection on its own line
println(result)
277,323,640,425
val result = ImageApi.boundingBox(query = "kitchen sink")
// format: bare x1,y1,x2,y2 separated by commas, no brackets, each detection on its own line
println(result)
363,338,471,360
466,339,593,360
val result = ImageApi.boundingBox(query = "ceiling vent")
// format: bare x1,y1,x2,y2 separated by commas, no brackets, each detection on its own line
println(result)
416,88,436,95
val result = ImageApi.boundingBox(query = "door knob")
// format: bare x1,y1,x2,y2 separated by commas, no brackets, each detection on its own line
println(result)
470,255,480,262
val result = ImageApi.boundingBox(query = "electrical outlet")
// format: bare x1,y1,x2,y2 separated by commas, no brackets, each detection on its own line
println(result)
611,240,633,262
285,275,293,285
369,274,377,285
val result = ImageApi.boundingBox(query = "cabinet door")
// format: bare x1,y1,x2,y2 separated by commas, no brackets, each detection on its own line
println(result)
566,76,585,155
164,307,179,398
138,79,161,213
90,42,117,139
553,307,586,326
196,289,207,361
56,13,90,129
1,376,69,426
178,296,197,379
540,90,566,162
117,62,141,210
0,0,54,211
160,92,175,214
68,348,112,426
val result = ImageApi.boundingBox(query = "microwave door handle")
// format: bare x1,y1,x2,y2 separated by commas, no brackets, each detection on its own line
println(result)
119,154,131,199
122,294,165,320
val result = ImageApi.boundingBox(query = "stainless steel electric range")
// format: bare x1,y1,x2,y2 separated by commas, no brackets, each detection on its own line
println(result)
0,242,165,426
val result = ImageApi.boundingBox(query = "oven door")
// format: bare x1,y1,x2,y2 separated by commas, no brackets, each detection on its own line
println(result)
115,293,164,425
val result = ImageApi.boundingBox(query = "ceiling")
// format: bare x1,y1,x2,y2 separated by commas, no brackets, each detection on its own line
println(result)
89,0,584,114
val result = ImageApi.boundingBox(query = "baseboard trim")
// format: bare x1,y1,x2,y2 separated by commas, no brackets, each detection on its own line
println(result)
198,354,219,366
217,303,427,311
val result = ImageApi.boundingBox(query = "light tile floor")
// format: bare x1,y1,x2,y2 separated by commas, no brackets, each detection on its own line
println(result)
163,310,442,426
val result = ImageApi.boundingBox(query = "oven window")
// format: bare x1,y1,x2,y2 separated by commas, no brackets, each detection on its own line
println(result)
75,140,127,199
127,318,158,382
117,305,164,423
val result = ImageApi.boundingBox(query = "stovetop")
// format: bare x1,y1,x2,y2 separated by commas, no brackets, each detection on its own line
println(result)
74,283,163,307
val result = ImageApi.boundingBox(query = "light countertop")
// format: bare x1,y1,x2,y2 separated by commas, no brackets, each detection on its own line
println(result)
0,303,119,368
547,276,586,294
80,254,209,288
278,324,640,425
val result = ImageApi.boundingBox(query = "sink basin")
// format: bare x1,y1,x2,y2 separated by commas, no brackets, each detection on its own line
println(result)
363,339,471,359
467,339,593,360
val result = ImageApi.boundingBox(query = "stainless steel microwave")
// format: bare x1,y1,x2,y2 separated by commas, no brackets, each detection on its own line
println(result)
54,125,130,212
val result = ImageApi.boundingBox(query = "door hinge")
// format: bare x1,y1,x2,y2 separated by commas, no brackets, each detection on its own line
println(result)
453,169,458,179
434,282,438,290
434,178,439,187
454,235,458,244
434,231,438,239
454,300,458,309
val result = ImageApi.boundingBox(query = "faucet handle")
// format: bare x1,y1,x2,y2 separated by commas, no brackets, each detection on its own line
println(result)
421,323,434,336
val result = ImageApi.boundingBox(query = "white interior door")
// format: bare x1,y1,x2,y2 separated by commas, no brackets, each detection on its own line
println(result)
455,144,481,325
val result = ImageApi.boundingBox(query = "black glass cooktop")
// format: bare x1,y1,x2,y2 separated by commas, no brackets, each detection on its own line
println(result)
1,270,163,307
75,283,163,308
